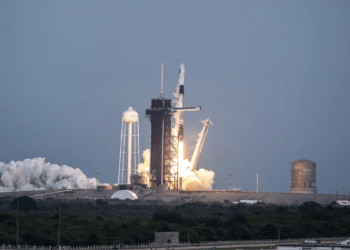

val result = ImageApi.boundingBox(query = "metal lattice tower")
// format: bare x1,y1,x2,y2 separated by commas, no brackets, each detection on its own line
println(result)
118,107,140,184
164,135,179,190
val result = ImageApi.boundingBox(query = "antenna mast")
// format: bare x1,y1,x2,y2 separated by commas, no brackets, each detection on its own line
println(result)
160,63,164,99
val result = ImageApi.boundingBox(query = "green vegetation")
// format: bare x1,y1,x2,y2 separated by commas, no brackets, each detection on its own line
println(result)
0,197,349,246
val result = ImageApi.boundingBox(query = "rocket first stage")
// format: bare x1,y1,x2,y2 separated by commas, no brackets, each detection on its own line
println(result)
177,63,185,142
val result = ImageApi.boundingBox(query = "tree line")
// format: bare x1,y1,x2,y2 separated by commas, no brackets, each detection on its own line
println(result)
0,196,349,246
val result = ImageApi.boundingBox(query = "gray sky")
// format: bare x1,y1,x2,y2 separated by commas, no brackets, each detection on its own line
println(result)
1,1,349,193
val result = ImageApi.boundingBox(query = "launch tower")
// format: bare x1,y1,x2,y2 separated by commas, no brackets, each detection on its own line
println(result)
146,98,178,189
146,64,200,190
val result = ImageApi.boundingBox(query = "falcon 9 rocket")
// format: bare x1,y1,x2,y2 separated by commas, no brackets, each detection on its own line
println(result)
178,63,185,142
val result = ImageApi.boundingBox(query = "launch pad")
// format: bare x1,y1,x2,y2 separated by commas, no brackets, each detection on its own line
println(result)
0,188,343,206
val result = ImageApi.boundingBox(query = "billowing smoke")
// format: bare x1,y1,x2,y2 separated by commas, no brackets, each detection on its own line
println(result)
137,148,215,191
179,159,215,191
137,149,150,187
178,168,214,191
0,158,97,192
137,149,150,174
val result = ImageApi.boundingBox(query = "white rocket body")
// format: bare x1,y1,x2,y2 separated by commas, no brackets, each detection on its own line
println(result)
178,63,185,141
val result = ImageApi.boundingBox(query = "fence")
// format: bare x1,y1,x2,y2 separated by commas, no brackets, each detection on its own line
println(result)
198,237,347,247
2,237,348,250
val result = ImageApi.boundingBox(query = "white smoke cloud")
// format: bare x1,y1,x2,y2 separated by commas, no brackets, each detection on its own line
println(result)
137,149,150,186
179,158,215,191
137,149,150,174
182,170,215,191
0,158,97,192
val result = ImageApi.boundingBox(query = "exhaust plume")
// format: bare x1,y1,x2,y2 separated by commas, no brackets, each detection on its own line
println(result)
178,156,215,191
137,149,150,187
172,64,215,191
137,148,215,191
137,149,150,174
0,158,97,192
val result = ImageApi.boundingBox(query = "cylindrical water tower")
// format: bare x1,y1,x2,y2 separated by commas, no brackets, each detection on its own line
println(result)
290,159,317,194
118,107,140,184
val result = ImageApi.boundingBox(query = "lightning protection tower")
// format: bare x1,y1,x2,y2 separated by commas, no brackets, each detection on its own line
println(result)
118,107,140,184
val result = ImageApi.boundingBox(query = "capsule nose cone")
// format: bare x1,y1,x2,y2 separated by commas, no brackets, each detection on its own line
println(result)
179,64,185,75
179,63,185,71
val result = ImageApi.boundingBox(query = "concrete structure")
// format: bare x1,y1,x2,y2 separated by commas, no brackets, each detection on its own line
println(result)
291,159,317,194
118,184,139,190
335,200,350,206
277,238,350,250
131,174,147,185
30,190,73,199
97,185,112,191
118,107,140,185
0,188,347,206
155,232,179,244
139,190,341,206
